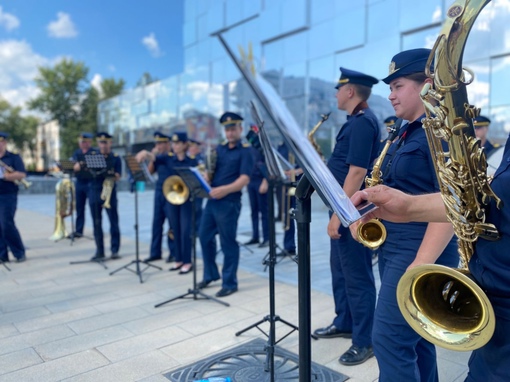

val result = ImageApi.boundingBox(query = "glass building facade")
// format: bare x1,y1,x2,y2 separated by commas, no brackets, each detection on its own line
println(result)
98,0,510,156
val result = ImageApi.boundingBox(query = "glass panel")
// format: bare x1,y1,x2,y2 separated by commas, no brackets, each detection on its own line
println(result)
308,19,335,60
281,0,307,34
488,0,510,57
402,25,441,50
258,2,281,42
332,7,365,52
183,20,196,47
284,31,307,65
309,54,336,83
490,55,510,108
399,0,443,32
263,39,284,72
225,0,242,26
206,1,224,36
489,106,510,143
310,0,335,26
465,59,490,112
197,14,209,41
368,0,400,43
282,62,306,98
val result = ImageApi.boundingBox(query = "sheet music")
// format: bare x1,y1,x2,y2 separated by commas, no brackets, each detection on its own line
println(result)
189,167,212,194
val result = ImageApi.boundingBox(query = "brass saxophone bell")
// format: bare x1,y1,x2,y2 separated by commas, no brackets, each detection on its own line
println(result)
397,264,495,351
163,175,189,205
356,219,387,250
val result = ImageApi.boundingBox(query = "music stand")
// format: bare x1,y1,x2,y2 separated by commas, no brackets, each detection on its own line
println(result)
109,155,162,283
0,260,10,271
234,105,297,381
155,166,229,308
69,153,109,269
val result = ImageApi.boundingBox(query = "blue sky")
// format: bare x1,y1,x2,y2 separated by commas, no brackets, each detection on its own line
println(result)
0,0,184,108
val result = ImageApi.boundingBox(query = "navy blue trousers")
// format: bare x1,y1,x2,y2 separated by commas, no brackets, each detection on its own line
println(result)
0,193,25,260
150,191,174,259
374,225,458,382
282,193,296,252
74,180,89,234
247,181,269,242
330,222,375,348
199,199,241,290
168,200,192,264
88,186,120,255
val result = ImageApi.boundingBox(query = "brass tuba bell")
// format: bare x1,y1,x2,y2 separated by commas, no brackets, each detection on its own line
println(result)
163,175,189,205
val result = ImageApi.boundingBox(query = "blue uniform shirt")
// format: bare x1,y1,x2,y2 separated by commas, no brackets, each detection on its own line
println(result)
327,107,380,186
0,151,25,194
154,153,176,191
90,152,122,188
470,134,510,304
212,141,254,202
248,147,266,184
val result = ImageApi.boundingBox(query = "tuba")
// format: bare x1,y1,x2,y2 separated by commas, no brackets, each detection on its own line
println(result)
49,174,75,241
205,145,217,184
163,175,189,205
397,0,500,351
357,119,402,249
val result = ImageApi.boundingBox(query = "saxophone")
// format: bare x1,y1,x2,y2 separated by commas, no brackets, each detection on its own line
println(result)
101,178,115,209
49,174,75,241
397,0,500,351
308,112,330,160
357,119,402,249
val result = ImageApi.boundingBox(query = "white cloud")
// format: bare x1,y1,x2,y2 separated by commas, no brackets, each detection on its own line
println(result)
47,12,77,38
142,33,162,57
0,6,20,31
91,73,102,92
0,40,49,108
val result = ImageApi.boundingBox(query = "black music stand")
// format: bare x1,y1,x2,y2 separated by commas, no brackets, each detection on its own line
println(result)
0,260,10,271
109,155,162,283
70,153,109,269
235,106,298,381
155,166,229,308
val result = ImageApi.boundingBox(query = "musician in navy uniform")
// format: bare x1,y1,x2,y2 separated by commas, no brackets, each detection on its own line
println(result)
245,126,269,248
136,132,175,263
198,112,254,297
474,115,500,158
313,67,380,366
86,132,122,261
166,132,198,274
354,49,458,381
71,132,97,238
351,130,510,381
0,132,27,263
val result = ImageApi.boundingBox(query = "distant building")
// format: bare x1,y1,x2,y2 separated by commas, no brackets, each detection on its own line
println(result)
35,120,60,171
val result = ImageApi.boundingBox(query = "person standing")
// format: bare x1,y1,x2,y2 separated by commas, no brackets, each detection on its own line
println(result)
71,132,97,238
166,132,197,274
474,115,499,158
187,138,204,234
86,132,122,261
0,132,27,263
313,67,380,366
198,112,254,297
365,48,458,382
136,132,176,263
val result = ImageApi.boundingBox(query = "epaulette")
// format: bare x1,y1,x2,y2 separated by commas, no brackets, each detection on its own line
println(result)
494,143,501,148
242,143,251,148
114,153,118,157
355,110,365,117
221,140,228,146
189,154,196,159
10,150,19,155
168,152,174,156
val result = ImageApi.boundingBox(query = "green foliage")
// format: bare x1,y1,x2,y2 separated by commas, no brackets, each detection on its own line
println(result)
28,59,125,159
0,99,39,153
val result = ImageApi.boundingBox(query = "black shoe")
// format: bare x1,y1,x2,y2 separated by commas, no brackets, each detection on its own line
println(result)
15,256,26,263
144,256,162,262
179,264,193,274
90,254,106,261
313,324,352,339
244,238,259,245
169,263,183,271
1,258,10,263
197,279,219,289
338,345,374,366
216,287,238,297
165,255,175,263
110,252,121,260
258,240,269,248
276,250,296,257
73,232,83,238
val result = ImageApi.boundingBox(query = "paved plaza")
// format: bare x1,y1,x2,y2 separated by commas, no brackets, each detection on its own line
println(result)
0,190,470,381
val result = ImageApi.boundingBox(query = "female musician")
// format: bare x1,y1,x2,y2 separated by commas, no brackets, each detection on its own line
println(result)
167,132,197,274
369,48,459,382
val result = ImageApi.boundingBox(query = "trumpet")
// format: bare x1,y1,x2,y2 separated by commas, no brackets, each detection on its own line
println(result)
101,178,115,209
357,119,402,249
0,158,32,189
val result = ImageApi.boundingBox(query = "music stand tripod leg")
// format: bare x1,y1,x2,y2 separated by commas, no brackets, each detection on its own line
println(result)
1,260,11,271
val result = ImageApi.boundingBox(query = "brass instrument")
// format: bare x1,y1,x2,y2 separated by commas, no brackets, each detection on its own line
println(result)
205,146,217,183
0,158,32,189
101,178,115,209
308,112,330,160
357,119,402,249
397,0,499,351
163,175,189,205
49,174,75,241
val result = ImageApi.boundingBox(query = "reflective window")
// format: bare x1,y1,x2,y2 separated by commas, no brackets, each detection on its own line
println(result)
206,1,224,36
488,1,510,57
402,26,441,50
465,59,490,112
282,62,306,98
284,31,307,65
309,55,336,83
367,0,399,43
399,0,443,32
183,20,197,47
332,7,366,52
490,55,510,108
263,39,284,72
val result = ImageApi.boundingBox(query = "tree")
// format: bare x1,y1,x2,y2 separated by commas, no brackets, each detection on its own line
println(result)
101,78,125,100
28,59,89,159
136,72,158,87
0,98,39,162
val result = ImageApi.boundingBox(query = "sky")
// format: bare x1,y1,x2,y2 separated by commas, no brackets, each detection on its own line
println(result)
0,0,184,109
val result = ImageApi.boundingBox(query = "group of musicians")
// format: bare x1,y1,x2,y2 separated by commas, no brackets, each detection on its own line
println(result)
1,47,507,380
